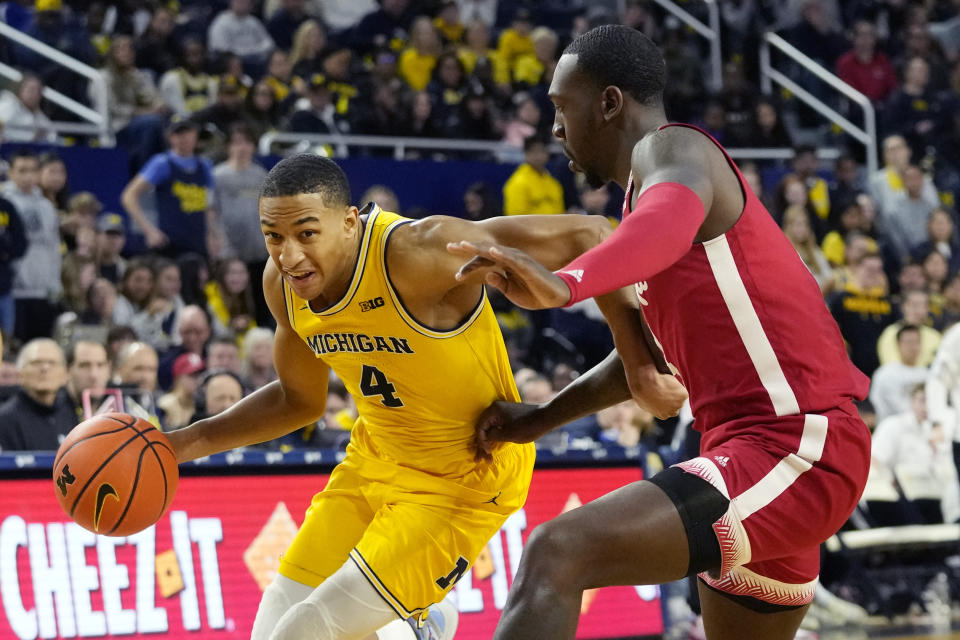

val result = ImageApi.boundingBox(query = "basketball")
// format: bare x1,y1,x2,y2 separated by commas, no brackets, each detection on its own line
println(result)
52,413,179,537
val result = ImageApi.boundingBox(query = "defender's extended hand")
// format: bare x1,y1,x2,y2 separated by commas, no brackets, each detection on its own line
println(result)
448,241,572,309
474,401,549,462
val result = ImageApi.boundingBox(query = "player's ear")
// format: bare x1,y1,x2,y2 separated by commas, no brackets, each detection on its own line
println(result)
343,205,359,234
600,86,623,122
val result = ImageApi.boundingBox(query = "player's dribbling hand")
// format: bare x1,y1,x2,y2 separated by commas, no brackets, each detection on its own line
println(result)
625,365,688,420
448,241,572,309
474,401,549,462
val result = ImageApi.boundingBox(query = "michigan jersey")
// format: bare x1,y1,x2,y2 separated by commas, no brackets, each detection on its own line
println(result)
281,205,527,478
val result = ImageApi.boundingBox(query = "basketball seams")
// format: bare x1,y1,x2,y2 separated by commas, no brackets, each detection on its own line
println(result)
53,424,137,469
67,430,150,517
128,427,176,518
105,443,151,535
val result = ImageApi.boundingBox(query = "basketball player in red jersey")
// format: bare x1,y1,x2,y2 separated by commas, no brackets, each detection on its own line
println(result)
449,25,871,640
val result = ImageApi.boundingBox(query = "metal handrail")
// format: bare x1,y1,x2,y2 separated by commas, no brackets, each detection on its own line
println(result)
648,0,722,91
0,20,111,144
760,32,877,176
259,131,527,160
0,61,102,126
259,131,839,163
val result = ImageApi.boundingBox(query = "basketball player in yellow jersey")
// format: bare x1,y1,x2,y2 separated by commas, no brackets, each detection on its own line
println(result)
166,154,686,640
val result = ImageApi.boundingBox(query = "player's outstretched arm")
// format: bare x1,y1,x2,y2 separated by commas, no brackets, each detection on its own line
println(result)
448,129,716,309
393,212,611,303
166,262,329,462
475,350,634,460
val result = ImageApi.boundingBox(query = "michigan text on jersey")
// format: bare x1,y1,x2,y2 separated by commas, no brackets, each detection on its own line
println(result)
305,332,416,356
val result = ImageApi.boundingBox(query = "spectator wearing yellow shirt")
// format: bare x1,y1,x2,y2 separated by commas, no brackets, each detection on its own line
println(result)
458,20,509,90
792,145,831,221
822,197,872,266
433,0,464,44
513,26,559,87
263,50,297,111
496,7,534,76
877,290,942,366
399,16,442,91
503,136,564,215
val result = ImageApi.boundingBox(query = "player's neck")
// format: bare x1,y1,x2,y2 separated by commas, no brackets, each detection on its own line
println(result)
614,109,668,188
311,219,365,310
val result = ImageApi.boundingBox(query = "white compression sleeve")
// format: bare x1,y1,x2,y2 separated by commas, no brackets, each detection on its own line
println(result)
268,559,401,640
251,574,316,640
375,619,417,640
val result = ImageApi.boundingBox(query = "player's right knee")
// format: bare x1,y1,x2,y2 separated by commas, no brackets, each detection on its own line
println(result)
521,522,580,583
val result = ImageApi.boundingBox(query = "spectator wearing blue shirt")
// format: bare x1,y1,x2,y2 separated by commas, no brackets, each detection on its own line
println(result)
121,118,221,259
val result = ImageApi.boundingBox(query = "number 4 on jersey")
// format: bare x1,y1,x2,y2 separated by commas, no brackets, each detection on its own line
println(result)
359,364,404,407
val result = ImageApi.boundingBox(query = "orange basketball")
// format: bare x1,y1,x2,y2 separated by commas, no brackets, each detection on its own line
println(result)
52,413,179,537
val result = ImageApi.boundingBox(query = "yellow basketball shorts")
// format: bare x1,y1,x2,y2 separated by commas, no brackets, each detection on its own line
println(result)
278,442,534,618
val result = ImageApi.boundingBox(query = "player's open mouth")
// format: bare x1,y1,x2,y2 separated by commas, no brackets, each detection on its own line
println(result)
285,271,315,284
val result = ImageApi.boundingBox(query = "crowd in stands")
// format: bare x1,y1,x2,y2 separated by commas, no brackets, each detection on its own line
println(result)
0,0,956,529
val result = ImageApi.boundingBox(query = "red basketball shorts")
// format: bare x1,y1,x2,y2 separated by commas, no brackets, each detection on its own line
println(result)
675,403,871,606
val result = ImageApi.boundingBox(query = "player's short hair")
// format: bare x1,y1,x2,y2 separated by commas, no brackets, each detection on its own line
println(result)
260,154,351,207
563,25,665,106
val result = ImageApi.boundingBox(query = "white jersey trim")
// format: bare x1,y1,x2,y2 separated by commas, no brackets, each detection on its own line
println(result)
703,234,800,417
732,413,829,520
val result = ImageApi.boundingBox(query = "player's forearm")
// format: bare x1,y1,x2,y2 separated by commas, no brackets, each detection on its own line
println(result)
556,182,704,304
537,214,612,270
536,350,632,430
167,381,323,462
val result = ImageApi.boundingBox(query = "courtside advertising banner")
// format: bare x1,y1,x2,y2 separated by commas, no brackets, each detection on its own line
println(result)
0,467,662,639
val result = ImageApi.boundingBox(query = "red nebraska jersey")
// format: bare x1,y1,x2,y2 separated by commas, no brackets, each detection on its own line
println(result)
626,124,869,451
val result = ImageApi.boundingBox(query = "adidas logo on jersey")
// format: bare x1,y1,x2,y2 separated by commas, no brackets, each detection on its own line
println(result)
560,269,584,282
714,456,729,467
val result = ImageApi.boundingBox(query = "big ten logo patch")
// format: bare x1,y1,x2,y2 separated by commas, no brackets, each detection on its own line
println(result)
359,296,385,312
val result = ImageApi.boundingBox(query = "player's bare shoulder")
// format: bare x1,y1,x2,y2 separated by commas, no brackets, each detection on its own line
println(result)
631,126,716,183
386,214,482,304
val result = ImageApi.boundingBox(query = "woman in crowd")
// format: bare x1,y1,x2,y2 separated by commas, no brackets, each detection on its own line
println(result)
39,153,70,214
61,253,97,317
783,204,836,294
112,259,154,328
205,258,256,341
244,80,282,135
289,20,328,79
137,258,185,353
912,207,960,273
